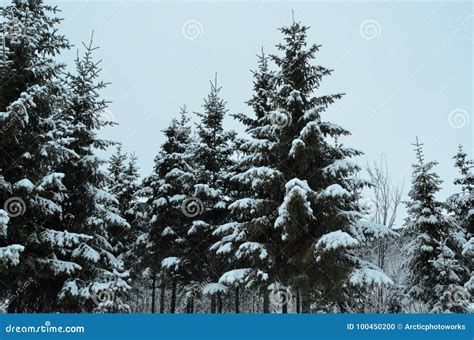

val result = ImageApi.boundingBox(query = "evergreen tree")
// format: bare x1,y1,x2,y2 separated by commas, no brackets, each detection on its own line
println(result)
218,20,394,314
0,0,83,312
56,35,130,312
213,50,278,313
404,139,469,313
447,145,473,300
134,107,195,313
188,77,236,312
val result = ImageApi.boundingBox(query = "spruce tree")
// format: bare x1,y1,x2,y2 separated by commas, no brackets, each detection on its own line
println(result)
0,0,83,312
404,139,469,312
56,35,130,312
188,77,236,312
447,145,473,301
219,20,394,313
213,50,278,313
135,107,195,313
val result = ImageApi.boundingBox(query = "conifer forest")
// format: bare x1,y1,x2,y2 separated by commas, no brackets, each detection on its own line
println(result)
0,0,472,314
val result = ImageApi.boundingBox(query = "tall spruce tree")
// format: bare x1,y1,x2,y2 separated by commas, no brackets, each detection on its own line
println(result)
56,35,130,312
218,20,394,314
135,107,195,313
404,139,469,312
447,145,473,301
213,50,278,313
0,0,84,312
187,77,236,312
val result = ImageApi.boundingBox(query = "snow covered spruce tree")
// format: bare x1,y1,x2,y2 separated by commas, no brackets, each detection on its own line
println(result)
404,139,469,313
213,51,278,313
219,20,394,313
55,35,131,313
108,145,140,223
187,77,236,313
0,0,83,312
135,108,195,313
106,145,140,260
447,146,473,302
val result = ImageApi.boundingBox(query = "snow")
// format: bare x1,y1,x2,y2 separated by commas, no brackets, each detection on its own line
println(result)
0,210,9,236
275,178,314,230
188,220,210,235
315,230,359,252
299,121,321,139
72,243,100,263
37,173,65,191
354,220,397,239
318,184,350,199
219,268,251,286
202,283,228,296
323,160,359,176
236,242,268,260
231,166,282,190
0,245,24,266
43,258,82,275
289,138,305,158
39,229,92,248
229,198,266,212
349,265,394,287
94,189,118,205
161,227,175,237
13,178,34,191
161,257,180,270
216,242,232,255
194,184,220,198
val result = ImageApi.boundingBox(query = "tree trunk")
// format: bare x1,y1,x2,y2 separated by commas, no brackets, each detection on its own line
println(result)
282,300,288,314
159,283,165,313
235,287,240,313
217,293,223,313
186,297,194,313
170,279,177,313
301,288,311,313
262,287,270,313
210,295,216,313
296,289,301,313
151,274,157,313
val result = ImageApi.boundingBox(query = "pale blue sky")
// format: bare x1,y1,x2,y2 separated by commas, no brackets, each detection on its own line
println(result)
50,1,471,207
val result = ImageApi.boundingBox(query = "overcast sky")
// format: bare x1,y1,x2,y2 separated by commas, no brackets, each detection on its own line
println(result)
48,0,472,209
